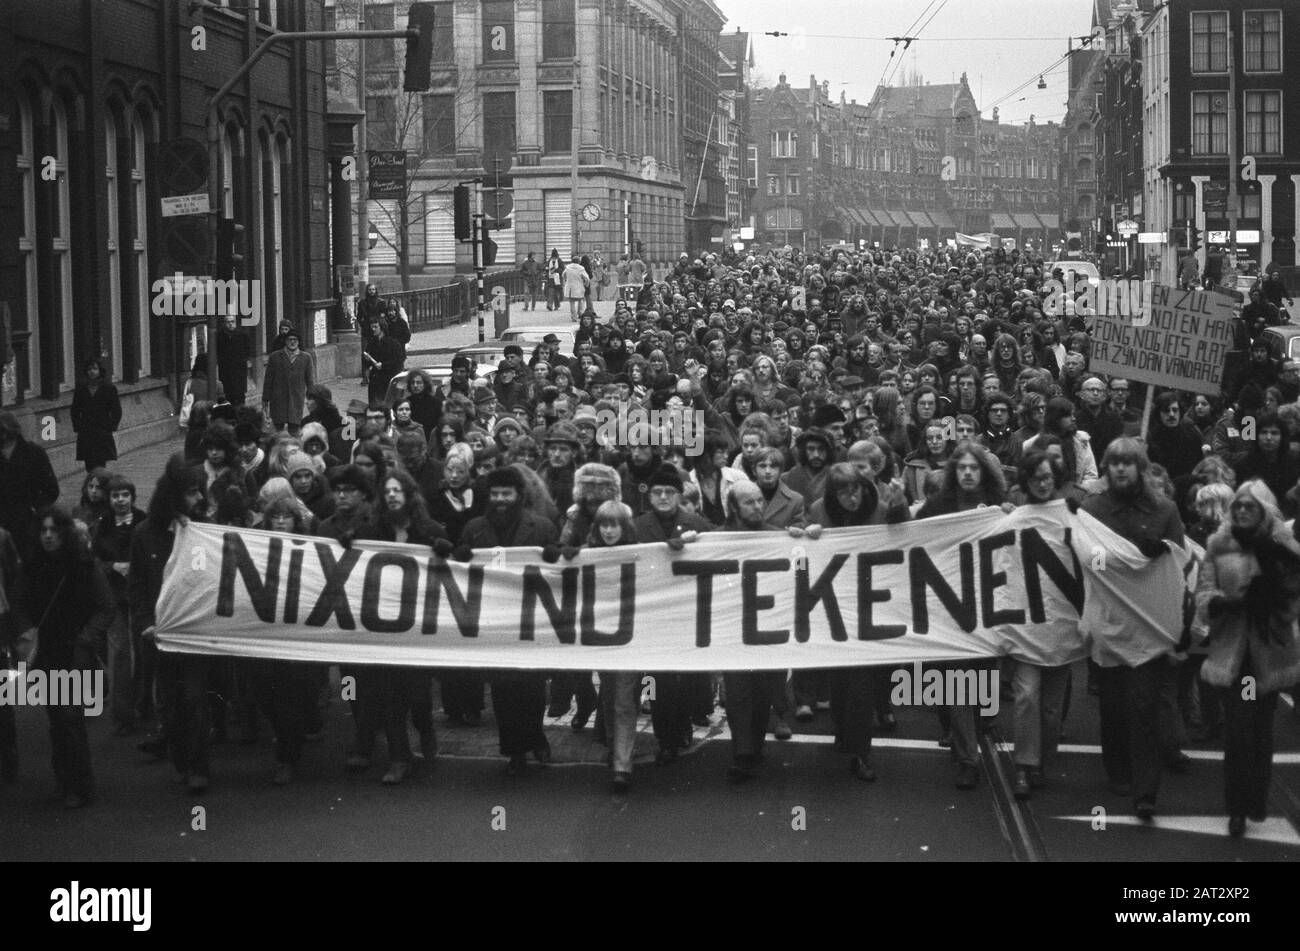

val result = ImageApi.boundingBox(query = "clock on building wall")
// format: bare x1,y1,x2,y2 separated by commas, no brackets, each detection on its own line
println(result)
581,203,602,222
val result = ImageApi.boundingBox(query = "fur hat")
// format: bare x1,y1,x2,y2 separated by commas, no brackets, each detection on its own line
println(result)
573,463,620,502
484,466,526,491
300,421,330,450
544,420,582,447
647,462,684,493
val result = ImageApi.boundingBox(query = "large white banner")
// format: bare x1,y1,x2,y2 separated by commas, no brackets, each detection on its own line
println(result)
155,502,1191,671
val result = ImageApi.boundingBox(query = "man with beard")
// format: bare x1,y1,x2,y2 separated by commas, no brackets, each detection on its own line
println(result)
1078,438,1188,823
633,463,712,763
916,443,1007,790
130,457,211,791
456,467,560,773
781,428,834,508
618,442,663,516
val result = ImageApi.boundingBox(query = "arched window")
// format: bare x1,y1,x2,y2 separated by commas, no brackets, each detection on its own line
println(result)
131,106,154,378
15,90,39,397
105,106,123,381
1076,157,1093,181
49,95,76,392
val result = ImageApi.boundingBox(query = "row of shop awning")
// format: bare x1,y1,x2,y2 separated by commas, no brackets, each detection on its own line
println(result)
833,208,1058,231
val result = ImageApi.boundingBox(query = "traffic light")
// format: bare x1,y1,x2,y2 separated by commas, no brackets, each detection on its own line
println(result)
403,2,437,93
483,232,499,268
1189,223,1201,253
216,218,245,280
454,184,472,242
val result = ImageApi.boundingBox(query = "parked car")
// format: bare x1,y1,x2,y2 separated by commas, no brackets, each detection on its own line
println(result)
1261,324,1300,362
499,325,578,350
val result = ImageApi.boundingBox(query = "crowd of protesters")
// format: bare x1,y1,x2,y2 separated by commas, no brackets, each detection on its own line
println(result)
3,241,1300,836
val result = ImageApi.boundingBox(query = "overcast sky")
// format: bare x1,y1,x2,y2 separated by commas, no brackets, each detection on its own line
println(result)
716,0,1097,127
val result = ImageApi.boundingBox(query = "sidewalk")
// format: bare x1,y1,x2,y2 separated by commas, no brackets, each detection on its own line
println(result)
60,296,623,509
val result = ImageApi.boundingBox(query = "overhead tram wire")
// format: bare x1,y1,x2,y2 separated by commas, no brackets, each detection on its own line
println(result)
872,0,939,91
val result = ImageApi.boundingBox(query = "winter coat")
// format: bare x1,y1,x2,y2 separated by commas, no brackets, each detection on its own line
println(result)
262,349,316,428
759,482,807,529
0,436,60,549
563,262,591,300
1196,525,1300,694
689,465,752,525
70,381,123,463
17,549,115,671
460,507,559,550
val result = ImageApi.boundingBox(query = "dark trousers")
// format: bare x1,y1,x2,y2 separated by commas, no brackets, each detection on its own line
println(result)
0,702,15,774
723,671,782,762
134,635,158,721
253,660,315,766
158,652,213,777
1097,658,1178,804
1223,686,1277,818
47,699,94,798
793,669,829,708
548,671,597,719
829,668,878,759
491,676,548,757
439,669,485,720
650,672,696,751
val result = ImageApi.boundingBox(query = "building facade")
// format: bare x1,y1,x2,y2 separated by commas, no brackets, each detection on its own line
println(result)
717,29,754,242
0,0,333,473
751,73,1060,251
330,0,731,281
1145,0,1300,283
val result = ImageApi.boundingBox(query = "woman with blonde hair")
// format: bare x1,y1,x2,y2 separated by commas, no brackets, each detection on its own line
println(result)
1195,480,1300,836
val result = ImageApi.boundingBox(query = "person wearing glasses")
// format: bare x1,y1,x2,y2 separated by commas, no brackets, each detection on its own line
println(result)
1075,376,1124,467
1106,378,1142,436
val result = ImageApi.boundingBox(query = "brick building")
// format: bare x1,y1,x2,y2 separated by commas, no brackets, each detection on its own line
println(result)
1144,1,1300,284
0,0,334,474
751,72,1059,251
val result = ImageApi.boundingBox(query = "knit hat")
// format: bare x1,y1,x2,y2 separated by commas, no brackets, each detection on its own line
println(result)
647,462,684,493
285,451,322,478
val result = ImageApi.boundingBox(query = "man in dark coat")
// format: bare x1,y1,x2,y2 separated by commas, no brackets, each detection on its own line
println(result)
92,475,148,735
363,320,405,406
1074,376,1124,467
455,466,560,774
216,313,252,406
632,463,712,763
0,411,59,558
129,457,211,791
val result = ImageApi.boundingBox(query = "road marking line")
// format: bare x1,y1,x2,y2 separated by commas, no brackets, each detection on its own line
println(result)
1056,814,1300,845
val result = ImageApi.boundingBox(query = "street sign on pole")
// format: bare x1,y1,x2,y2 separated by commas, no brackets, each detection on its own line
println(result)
1116,219,1138,237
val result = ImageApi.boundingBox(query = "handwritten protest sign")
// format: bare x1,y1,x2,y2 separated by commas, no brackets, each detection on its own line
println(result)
1088,284,1236,395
